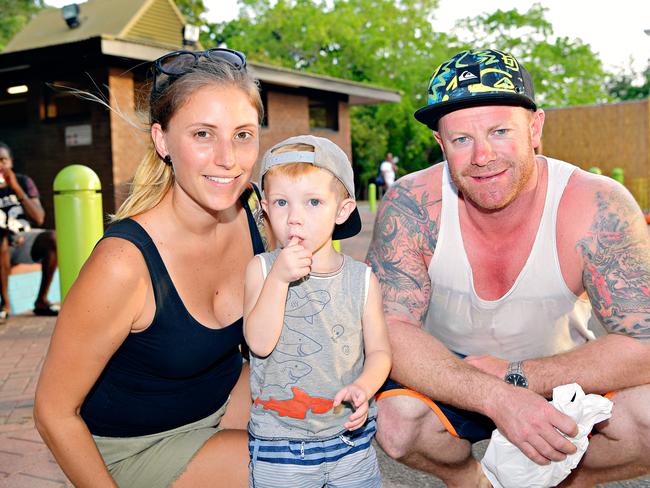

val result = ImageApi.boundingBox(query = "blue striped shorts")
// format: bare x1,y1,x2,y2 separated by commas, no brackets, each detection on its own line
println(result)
248,418,381,488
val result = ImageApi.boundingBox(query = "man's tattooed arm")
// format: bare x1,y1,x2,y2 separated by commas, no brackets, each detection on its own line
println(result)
578,188,650,341
366,176,441,329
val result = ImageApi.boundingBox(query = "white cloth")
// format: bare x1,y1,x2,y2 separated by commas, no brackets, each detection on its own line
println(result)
424,157,595,361
380,161,395,186
481,383,613,488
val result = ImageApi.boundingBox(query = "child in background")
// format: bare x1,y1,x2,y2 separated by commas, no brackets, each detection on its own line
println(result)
244,135,391,488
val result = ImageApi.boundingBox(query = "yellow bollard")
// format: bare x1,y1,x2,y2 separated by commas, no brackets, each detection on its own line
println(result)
53,165,104,300
368,183,377,213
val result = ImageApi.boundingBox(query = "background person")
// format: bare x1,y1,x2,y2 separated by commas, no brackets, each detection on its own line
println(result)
377,152,396,199
367,48,650,487
34,48,267,487
0,141,58,321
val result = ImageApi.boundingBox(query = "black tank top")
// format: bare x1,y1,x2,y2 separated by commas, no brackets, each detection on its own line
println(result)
81,189,265,437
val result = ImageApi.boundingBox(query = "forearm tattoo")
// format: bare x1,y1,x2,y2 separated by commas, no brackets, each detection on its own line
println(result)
578,190,650,340
367,179,440,326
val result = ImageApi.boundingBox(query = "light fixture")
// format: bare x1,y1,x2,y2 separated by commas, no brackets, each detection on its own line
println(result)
7,85,28,95
62,4,80,29
182,24,200,46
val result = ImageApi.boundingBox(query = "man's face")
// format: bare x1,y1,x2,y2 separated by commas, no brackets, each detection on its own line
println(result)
0,148,13,170
434,105,544,211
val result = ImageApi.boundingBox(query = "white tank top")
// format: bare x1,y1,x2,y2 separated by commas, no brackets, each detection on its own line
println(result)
424,158,595,361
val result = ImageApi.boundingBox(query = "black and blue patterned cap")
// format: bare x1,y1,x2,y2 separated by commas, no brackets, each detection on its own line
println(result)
414,49,537,130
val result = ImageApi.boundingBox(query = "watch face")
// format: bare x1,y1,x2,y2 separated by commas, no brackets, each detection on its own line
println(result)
505,373,528,388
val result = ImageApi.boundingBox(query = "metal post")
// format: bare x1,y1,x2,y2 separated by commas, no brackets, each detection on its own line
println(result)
368,183,377,213
611,167,624,185
53,165,104,300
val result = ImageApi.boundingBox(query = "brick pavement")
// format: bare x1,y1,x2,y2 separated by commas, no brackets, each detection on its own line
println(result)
0,204,378,488
0,314,70,487
0,203,647,488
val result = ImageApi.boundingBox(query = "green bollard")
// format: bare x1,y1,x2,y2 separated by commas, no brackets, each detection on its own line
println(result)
53,165,104,300
611,167,624,185
588,166,602,175
368,183,377,213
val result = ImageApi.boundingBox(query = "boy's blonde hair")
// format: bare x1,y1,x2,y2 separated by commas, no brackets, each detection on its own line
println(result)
263,144,349,201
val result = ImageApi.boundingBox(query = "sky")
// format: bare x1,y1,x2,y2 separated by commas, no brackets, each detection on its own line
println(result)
45,0,650,73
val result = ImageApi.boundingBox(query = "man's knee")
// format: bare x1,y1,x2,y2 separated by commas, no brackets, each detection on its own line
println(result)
596,384,650,454
375,395,445,460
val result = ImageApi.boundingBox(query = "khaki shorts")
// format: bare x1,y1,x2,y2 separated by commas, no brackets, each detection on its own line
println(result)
93,400,229,488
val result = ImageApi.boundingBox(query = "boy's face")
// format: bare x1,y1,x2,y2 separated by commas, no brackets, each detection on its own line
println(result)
262,167,355,254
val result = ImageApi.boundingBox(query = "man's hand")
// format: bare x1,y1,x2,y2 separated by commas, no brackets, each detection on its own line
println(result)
490,386,578,465
3,167,20,194
270,236,312,284
333,383,369,431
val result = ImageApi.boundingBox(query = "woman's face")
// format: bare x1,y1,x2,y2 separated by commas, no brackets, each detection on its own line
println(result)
152,84,260,212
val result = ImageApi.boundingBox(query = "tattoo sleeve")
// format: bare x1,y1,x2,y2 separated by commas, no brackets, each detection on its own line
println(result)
578,189,650,340
366,178,440,328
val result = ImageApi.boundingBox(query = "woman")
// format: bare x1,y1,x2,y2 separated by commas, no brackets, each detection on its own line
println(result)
34,48,266,487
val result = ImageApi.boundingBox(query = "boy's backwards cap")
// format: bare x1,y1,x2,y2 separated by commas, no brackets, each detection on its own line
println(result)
260,134,361,240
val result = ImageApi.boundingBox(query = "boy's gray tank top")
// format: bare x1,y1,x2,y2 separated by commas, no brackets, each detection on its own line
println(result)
249,249,374,440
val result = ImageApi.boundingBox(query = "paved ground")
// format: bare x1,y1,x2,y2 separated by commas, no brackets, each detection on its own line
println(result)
0,202,648,487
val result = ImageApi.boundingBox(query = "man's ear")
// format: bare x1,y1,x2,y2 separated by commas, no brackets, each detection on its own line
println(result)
530,109,545,149
151,123,168,159
335,198,356,225
433,131,445,157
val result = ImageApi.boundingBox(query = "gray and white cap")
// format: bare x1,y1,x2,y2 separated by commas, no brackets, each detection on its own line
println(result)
260,134,361,240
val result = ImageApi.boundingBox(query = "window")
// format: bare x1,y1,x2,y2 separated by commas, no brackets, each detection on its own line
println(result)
40,81,91,120
309,96,338,131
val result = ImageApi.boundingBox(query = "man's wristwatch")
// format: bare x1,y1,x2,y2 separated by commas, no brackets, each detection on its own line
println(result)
504,361,528,388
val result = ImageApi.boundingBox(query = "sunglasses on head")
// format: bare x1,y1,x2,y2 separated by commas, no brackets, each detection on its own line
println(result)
151,48,247,100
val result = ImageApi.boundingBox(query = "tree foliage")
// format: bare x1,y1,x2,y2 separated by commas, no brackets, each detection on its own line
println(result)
214,0,457,183
182,1,612,184
0,0,45,51
452,3,611,107
607,62,650,101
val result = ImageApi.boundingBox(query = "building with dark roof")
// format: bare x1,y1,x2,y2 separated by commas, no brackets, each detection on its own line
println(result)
0,0,400,224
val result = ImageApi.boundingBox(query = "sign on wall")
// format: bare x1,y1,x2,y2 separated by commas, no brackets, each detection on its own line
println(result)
65,124,92,146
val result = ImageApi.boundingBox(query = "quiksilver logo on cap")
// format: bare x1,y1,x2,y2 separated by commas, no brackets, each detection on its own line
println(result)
456,64,481,87
458,71,477,82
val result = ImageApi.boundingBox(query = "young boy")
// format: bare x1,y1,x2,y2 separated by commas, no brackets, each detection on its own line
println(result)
244,135,391,488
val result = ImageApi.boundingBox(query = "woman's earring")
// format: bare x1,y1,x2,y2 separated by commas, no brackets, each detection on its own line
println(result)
163,155,172,166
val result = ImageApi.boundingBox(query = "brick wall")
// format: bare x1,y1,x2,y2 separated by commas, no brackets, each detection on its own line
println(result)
0,68,114,228
108,68,150,210
256,92,353,183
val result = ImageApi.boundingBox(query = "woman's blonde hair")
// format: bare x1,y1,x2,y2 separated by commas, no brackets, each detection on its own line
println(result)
112,57,263,221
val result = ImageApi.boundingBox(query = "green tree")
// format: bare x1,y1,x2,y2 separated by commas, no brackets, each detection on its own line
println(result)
0,0,45,51
607,61,650,101
211,1,612,182
216,0,455,184
453,3,611,107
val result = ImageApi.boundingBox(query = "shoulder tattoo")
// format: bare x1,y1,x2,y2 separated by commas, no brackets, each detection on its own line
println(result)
578,190,650,339
367,179,440,324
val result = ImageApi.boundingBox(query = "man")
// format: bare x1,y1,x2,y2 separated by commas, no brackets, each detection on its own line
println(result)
380,152,396,189
367,49,650,487
0,142,58,321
